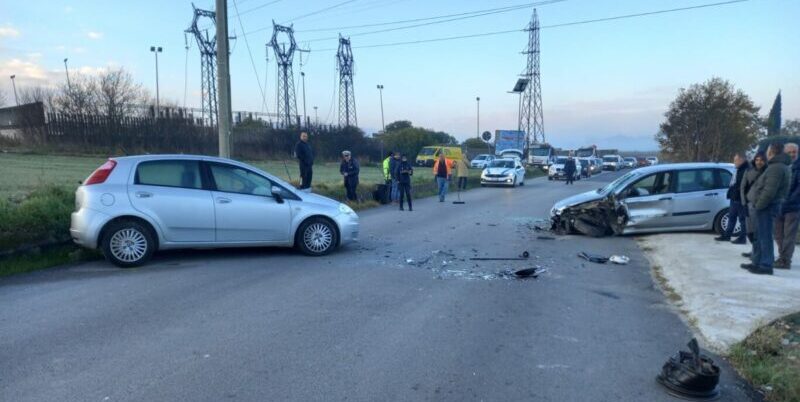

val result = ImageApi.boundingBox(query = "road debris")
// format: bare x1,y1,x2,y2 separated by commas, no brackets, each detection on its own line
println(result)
656,338,721,401
403,249,546,281
470,251,530,261
578,251,609,264
536,235,556,240
609,255,630,265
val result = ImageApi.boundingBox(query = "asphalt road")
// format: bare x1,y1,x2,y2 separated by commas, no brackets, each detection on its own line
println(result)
0,170,757,401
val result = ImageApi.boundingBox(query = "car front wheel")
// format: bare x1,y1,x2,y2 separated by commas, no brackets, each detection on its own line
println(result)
297,217,339,256
101,220,156,268
714,209,742,237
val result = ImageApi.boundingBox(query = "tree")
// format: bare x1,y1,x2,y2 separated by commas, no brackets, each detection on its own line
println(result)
53,73,98,115
381,125,457,158
783,119,800,137
18,86,56,110
385,120,412,132
656,77,760,162
462,137,488,149
766,91,782,136
95,68,148,120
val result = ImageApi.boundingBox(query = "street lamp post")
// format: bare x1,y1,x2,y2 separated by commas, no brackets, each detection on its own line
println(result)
476,96,480,138
64,58,71,89
10,75,18,106
313,105,318,127
377,84,385,161
150,46,162,118
300,71,307,128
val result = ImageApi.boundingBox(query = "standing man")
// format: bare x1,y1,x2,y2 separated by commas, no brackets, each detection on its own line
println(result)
397,154,414,211
455,157,469,190
716,152,749,243
381,152,393,203
432,152,452,202
744,143,791,275
774,143,800,269
390,152,401,203
294,131,314,190
340,150,360,202
564,153,577,185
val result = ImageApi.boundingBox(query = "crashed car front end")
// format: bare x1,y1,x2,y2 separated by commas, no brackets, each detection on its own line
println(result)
550,195,629,237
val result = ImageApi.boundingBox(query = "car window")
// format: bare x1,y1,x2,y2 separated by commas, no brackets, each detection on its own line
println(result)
674,169,716,193
136,160,202,189
626,172,673,197
209,164,273,196
443,149,451,156
717,169,732,188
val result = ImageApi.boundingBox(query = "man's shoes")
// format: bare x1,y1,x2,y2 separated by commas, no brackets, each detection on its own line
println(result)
731,237,747,245
774,260,791,269
740,263,756,270
714,235,731,241
742,252,752,258
748,266,773,275
399,207,404,211
409,207,413,211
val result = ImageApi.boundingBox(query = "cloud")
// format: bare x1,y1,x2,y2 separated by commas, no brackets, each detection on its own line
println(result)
0,56,113,88
0,26,20,38
87,31,103,40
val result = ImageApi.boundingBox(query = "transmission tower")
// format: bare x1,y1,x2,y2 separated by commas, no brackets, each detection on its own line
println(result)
186,5,218,127
336,35,357,128
519,8,545,145
269,22,306,128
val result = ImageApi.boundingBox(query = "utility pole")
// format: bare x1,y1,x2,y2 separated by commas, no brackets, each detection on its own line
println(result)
313,105,318,127
337,35,356,128
519,8,545,146
10,75,18,106
300,71,307,128
150,46,163,118
216,0,232,158
377,84,385,132
476,96,480,138
63,58,71,89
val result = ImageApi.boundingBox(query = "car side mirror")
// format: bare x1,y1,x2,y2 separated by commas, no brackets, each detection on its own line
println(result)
271,187,285,203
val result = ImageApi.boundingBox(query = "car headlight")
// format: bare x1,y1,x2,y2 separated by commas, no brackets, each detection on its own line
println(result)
339,203,355,215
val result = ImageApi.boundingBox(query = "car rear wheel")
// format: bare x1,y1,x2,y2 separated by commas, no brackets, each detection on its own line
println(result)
101,220,155,268
297,217,339,256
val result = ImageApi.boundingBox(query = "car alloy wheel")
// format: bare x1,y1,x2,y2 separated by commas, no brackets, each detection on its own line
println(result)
303,222,334,254
109,228,148,263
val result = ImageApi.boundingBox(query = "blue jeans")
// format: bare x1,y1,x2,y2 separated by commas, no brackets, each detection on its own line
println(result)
391,179,399,202
754,203,779,269
724,201,747,239
436,176,449,201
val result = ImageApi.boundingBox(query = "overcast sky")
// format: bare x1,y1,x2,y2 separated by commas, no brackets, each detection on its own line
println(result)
1,0,798,150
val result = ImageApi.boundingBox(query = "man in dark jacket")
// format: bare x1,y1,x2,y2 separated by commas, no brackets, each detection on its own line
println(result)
563,153,577,185
743,143,792,275
397,154,414,211
716,152,749,243
294,132,314,190
340,150,359,202
774,143,800,269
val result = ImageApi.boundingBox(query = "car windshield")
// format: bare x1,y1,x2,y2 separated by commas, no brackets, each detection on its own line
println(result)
418,148,436,156
555,157,568,164
490,160,514,168
576,148,594,157
598,171,639,194
531,148,551,156
603,156,617,162
647,157,656,160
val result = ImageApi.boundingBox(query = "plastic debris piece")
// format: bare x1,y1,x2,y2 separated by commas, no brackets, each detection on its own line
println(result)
537,236,556,240
656,338,721,401
578,251,609,264
609,255,630,265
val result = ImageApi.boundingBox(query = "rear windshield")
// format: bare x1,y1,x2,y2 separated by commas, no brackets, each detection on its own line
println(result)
418,148,436,156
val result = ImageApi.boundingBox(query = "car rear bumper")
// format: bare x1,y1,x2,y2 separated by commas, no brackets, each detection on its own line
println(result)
70,207,112,249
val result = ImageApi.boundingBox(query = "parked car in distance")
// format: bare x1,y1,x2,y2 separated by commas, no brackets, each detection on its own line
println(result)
470,154,495,169
623,157,637,168
602,155,623,171
636,157,649,167
70,155,360,267
591,158,604,174
548,156,581,181
577,158,592,178
481,158,526,187
550,162,739,236
416,146,464,167
646,156,659,165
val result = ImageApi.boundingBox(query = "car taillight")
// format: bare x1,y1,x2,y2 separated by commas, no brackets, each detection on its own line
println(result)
84,160,117,185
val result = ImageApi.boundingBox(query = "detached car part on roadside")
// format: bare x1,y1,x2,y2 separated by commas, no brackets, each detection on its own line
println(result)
70,155,360,267
550,163,740,237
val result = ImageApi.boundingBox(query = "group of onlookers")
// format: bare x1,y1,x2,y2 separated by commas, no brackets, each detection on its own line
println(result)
720,142,800,275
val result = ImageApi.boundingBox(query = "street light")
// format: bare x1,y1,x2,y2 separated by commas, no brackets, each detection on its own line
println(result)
377,84,385,161
476,96,480,138
300,71,308,128
9,75,18,106
64,58,71,89
150,46,163,117
313,105,318,127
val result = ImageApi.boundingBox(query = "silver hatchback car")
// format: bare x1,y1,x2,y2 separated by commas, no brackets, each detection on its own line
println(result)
550,163,740,236
70,155,359,267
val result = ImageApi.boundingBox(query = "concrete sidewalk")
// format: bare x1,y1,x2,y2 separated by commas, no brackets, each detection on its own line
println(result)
638,233,800,353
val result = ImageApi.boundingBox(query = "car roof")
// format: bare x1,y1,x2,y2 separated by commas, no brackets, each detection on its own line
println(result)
631,162,734,175
111,154,242,164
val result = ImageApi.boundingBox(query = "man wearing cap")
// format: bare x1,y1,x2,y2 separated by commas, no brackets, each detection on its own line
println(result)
340,150,360,202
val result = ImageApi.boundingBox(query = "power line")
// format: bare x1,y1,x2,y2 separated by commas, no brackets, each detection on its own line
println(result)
232,0,269,115
309,0,751,52
301,0,564,43
282,0,359,25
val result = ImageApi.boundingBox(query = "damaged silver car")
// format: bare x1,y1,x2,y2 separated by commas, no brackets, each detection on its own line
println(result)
550,163,740,237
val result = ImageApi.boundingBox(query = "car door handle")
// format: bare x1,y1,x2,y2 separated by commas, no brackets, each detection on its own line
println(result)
704,193,717,197
217,197,232,204
658,197,672,201
135,191,152,198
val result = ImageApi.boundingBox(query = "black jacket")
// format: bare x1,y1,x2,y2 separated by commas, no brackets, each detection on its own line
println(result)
726,161,749,202
563,158,577,174
340,158,360,184
782,157,800,213
295,140,314,166
397,161,414,184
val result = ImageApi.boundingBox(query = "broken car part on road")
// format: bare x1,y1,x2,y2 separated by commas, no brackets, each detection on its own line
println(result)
551,195,627,238
656,338,721,401
470,251,530,261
